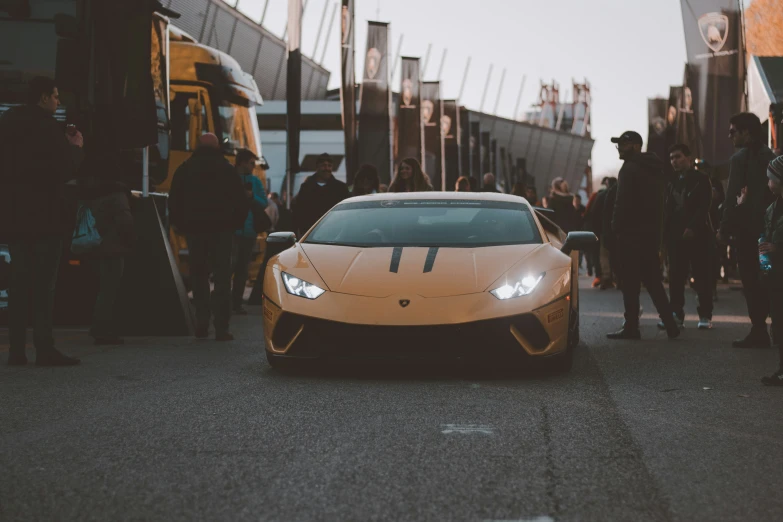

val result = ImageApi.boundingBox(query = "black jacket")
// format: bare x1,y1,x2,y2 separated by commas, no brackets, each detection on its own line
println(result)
612,152,667,247
588,188,607,236
548,192,580,233
720,143,776,238
168,147,249,235
0,105,83,242
293,175,350,236
664,169,713,242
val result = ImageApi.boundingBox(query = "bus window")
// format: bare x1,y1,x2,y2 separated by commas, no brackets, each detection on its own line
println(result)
170,88,208,151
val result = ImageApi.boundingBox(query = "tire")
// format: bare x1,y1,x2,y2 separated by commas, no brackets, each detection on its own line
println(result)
549,307,578,374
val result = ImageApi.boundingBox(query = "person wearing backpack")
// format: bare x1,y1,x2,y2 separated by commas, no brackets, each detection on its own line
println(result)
169,133,249,341
231,149,267,315
0,77,84,366
77,171,135,345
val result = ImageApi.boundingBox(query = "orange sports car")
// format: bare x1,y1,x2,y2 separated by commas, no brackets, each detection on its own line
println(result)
261,192,596,372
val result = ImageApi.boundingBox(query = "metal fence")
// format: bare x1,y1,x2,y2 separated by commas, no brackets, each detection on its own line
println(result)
163,0,331,101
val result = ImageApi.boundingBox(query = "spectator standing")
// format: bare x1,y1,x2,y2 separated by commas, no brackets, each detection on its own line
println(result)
352,164,381,196
169,133,248,341
606,131,679,340
547,178,579,233
388,158,434,193
270,192,294,233
0,77,84,366
482,173,500,192
584,178,611,286
719,113,777,348
265,195,280,231
231,149,267,315
761,156,783,386
600,177,619,289
661,144,714,330
511,182,526,198
525,186,541,207
455,176,471,192
293,153,350,235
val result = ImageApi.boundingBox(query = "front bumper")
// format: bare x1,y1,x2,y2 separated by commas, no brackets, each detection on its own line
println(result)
263,295,570,360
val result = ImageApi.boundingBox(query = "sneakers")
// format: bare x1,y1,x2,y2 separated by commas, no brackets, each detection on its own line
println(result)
591,277,601,288
732,330,771,349
6,353,28,366
606,328,642,340
761,370,783,387
658,313,683,330
215,332,235,342
35,349,80,367
697,317,713,330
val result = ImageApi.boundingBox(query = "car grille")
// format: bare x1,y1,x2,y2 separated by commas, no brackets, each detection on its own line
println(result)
272,312,551,359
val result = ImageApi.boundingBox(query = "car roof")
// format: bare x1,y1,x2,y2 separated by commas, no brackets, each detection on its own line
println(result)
341,192,533,207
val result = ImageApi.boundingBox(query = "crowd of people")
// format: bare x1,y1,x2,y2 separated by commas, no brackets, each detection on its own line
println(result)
2,78,782,386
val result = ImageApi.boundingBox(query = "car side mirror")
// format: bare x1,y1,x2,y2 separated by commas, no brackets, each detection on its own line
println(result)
265,232,297,260
561,231,597,255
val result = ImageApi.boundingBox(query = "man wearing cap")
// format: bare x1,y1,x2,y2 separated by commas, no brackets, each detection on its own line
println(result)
761,156,783,386
606,131,680,340
231,149,267,315
293,153,350,236
719,113,777,349
169,133,249,341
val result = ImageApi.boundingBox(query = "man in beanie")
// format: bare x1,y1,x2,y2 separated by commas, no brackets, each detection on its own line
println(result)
719,113,776,348
761,156,783,386
292,153,350,236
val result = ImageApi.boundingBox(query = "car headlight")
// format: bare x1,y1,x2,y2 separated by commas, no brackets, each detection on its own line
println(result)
490,273,545,300
282,272,326,299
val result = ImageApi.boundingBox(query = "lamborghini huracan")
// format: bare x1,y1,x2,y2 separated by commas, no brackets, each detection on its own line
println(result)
261,192,596,372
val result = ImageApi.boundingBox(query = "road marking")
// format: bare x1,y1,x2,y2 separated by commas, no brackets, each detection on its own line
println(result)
441,424,494,435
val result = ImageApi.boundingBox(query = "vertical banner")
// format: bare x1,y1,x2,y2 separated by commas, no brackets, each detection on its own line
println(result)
679,0,744,165
287,0,303,197
358,22,392,183
443,99,461,191
340,0,357,185
666,86,681,154
396,57,422,167
647,98,669,161
460,107,471,182
470,121,481,181
676,66,703,160
421,81,444,190
490,138,497,182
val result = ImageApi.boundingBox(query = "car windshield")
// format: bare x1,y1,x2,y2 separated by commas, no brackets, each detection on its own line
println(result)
305,199,542,248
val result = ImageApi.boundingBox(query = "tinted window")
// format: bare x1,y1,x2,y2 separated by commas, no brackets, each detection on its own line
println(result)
305,200,541,248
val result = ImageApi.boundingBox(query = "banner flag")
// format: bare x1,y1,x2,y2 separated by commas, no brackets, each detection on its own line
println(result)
676,66,704,160
470,121,481,181
679,0,745,165
443,99,461,190
287,0,303,180
340,0,357,184
421,81,444,190
358,21,393,183
396,57,423,167
460,107,471,182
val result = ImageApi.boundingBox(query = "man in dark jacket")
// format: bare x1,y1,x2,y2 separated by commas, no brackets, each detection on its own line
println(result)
719,113,777,348
662,143,714,330
0,77,84,366
169,133,248,341
606,131,679,340
293,153,350,236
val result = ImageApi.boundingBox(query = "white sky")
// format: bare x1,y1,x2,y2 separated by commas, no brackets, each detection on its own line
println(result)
233,0,691,184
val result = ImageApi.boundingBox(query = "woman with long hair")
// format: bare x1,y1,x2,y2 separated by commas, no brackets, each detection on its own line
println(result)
352,164,381,196
455,176,471,192
388,158,433,193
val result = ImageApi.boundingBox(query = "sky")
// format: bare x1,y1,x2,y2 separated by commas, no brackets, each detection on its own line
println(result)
232,0,691,186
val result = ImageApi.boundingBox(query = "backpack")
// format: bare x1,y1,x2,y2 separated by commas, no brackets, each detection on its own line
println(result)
71,203,103,254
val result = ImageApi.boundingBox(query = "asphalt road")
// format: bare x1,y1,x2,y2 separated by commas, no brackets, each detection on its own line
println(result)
1,278,781,522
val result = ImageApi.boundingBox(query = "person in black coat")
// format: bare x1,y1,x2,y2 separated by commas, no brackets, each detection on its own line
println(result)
663,143,714,330
169,133,248,341
0,77,84,367
293,153,350,237
606,131,679,340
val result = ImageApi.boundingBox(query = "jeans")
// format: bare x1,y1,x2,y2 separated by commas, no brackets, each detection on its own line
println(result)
668,236,714,320
231,236,256,309
90,257,125,339
736,238,770,330
187,231,233,334
8,238,62,356
618,240,675,330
